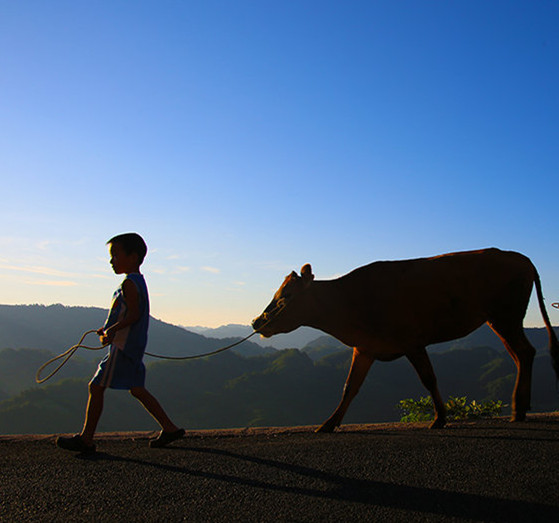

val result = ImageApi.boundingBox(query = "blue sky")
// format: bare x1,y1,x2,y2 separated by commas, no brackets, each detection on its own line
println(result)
1,1,558,327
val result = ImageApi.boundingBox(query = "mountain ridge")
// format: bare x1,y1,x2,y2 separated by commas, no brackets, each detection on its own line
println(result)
0,304,276,360
182,323,324,349
1,303,558,434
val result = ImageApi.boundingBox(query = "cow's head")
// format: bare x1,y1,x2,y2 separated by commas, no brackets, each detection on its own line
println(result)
252,264,315,337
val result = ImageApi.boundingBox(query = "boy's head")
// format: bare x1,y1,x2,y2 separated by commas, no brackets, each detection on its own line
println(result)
107,233,148,266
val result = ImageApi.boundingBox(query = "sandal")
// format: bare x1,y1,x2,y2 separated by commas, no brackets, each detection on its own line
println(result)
56,434,96,454
149,428,185,448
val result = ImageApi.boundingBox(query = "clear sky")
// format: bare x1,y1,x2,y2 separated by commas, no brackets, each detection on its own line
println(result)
1,1,558,328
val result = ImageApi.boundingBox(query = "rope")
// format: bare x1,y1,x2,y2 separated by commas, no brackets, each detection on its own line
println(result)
35,330,108,384
140,297,285,361
35,329,259,383
36,295,286,383
145,331,258,360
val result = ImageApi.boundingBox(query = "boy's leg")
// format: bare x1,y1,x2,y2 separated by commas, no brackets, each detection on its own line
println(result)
130,387,179,433
80,383,106,445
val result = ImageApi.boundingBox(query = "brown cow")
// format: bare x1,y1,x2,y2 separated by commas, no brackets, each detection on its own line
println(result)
252,248,559,431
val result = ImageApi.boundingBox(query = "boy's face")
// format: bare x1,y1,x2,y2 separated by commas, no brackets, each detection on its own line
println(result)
108,242,139,274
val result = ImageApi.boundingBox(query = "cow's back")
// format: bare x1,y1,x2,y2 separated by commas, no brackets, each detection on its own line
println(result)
333,248,535,347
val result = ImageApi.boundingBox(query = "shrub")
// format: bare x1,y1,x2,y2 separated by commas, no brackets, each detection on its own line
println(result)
397,395,505,422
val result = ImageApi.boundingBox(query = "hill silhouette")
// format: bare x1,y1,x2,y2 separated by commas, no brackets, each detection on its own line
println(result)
1,304,558,435
185,323,324,349
0,304,275,360
302,323,559,359
2,344,558,435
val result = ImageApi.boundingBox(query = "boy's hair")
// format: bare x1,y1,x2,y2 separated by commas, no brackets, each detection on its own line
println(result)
107,233,148,264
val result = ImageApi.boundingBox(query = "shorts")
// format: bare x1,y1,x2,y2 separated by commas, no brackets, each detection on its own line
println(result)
90,347,146,389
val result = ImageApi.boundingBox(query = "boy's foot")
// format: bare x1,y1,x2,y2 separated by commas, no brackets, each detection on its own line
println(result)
56,434,96,454
149,428,185,448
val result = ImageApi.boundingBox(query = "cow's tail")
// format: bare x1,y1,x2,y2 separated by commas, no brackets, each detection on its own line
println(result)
533,267,559,379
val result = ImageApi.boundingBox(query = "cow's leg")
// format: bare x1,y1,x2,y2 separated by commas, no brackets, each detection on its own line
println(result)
406,348,446,429
316,349,374,433
488,321,535,422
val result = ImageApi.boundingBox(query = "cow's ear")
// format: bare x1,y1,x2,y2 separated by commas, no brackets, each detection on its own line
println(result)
300,264,314,283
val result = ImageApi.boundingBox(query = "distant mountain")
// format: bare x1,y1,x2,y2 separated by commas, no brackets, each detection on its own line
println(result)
301,335,352,360
2,344,558,434
185,324,253,338
299,324,559,360
0,347,95,395
185,320,559,356
1,303,558,435
0,304,276,363
183,323,324,350
0,304,107,354
2,304,556,366
429,323,559,353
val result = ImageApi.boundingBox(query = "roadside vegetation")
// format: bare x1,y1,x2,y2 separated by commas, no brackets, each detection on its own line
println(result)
397,396,505,422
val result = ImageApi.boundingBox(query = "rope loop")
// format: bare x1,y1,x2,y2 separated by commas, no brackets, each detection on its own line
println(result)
35,330,108,384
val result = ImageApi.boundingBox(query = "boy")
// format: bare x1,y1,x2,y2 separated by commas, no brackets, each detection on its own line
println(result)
57,233,184,453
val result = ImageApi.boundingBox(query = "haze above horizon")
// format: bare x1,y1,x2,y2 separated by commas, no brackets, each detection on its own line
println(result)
1,1,558,327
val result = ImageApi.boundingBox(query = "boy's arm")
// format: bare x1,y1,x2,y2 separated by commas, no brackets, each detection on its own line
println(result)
101,278,141,344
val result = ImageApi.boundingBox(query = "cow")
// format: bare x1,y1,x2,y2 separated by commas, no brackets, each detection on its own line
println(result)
251,248,559,432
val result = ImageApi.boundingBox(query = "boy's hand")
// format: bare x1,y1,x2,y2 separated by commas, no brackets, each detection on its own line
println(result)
96,327,107,345
95,278,140,347
97,326,116,345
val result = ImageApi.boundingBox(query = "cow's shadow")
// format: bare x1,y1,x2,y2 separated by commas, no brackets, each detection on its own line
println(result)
81,442,556,522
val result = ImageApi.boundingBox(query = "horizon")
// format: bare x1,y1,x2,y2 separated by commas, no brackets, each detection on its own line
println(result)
1,302,557,333
1,2,558,328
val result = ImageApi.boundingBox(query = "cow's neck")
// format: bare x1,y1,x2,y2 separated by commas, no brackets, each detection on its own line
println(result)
303,280,353,342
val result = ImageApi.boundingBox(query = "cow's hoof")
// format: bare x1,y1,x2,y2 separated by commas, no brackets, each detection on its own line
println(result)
429,418,446,429
315,422,336,433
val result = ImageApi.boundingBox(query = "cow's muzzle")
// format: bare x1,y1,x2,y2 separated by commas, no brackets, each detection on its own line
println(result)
251,314,268,333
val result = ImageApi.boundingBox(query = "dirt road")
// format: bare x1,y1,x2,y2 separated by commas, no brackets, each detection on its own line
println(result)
2,414,559,522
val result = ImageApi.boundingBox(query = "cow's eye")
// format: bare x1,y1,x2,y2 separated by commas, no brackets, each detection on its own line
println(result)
277,297,289,308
